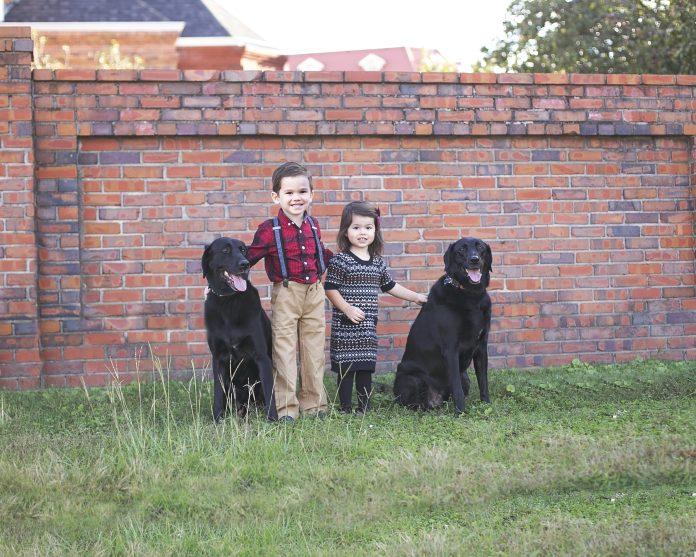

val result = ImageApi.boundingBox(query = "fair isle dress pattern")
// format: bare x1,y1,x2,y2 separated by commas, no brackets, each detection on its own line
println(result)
324,251,395,373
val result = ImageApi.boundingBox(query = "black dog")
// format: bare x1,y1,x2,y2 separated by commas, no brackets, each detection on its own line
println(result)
393,238,492,414
201,237,277,422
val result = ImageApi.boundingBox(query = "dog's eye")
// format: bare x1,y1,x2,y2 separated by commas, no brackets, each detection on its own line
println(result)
223,247,230,254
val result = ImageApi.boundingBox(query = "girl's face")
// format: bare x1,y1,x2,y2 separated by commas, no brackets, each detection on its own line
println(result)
346,214,376,249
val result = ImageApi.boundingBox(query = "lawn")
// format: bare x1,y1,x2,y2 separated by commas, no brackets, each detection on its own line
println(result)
0,358,694,556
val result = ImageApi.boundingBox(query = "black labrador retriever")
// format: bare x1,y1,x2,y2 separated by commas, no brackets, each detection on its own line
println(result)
393,237,492,414
201,237,277,422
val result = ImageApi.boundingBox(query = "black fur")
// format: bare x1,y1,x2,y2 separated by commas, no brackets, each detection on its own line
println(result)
393,237,493,414
202,237,277,422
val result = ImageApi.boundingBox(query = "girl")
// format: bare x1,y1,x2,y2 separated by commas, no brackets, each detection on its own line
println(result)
324,201,428,413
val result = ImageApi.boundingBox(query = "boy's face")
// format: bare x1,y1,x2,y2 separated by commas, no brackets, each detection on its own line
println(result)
272,175,313,221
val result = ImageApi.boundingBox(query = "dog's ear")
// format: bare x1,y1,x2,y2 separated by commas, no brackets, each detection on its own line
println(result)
201,244,211,278
443,242,456,270
483,241,493,273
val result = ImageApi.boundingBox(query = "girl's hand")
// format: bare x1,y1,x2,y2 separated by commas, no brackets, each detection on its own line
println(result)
414,293,428,305
343,305,366,324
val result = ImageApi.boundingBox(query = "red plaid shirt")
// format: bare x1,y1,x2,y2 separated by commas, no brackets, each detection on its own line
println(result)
248,210,333,284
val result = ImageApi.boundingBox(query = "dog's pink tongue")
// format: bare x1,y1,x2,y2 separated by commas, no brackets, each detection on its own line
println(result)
232,274,247,291
467,269,482,283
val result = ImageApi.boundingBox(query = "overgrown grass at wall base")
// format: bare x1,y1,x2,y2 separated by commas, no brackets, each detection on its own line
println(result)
1,358,694,555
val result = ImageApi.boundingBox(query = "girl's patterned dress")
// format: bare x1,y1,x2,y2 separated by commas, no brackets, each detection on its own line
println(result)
324,251,395,373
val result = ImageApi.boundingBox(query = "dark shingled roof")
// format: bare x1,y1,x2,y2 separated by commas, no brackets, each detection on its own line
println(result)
5,0,262,39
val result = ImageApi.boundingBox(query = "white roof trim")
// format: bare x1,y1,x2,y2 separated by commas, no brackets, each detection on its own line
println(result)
176,36,246,47
198,0,263,41
358,53,386,71
296,57,325,71
14,21,185,32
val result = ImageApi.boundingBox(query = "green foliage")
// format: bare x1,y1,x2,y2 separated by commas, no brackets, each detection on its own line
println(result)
418,49,459,72
95,40,145,70
475,0,696,73
32,33,145,70
0,359,694,554
32,34,71,70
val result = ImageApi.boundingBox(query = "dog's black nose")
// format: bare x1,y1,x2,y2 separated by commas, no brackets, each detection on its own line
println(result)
469,254,480,265
239,260,250,271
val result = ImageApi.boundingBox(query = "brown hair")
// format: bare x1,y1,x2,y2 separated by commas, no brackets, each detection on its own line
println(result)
337,201,384,257
271,161,312,193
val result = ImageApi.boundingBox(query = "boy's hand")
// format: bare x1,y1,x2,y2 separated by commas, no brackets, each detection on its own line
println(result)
414,293,428,305
343,305,365,324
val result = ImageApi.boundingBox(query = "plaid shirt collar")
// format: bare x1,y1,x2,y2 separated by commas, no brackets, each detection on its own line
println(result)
276,208,309,229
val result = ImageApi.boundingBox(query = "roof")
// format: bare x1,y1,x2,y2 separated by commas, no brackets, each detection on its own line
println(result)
285,47,428,72
4,0,263,39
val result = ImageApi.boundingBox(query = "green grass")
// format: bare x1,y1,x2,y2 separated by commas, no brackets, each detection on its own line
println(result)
1,358,694,556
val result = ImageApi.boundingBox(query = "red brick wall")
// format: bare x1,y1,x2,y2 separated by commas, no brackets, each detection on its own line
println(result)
0,27,41,389
1,27,695,388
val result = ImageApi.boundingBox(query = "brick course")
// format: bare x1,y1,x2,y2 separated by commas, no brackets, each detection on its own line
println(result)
1,27,694,388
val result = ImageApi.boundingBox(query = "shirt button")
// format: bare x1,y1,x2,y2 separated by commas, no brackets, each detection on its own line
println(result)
305,276,309,280
303,261,307,265
301,246,305,250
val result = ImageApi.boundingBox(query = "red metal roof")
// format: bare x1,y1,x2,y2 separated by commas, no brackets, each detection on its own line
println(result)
285,47,431,72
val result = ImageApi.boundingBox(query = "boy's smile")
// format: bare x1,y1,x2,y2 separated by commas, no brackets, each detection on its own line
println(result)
272,175,313,225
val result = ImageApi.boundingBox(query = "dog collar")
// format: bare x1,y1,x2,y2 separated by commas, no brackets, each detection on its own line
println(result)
205,286,236,298
444,275,468,289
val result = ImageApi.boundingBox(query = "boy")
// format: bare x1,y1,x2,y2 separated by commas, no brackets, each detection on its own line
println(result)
247,162,333,422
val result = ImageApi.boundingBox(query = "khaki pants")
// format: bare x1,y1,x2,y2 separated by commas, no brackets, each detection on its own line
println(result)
271,281,327,418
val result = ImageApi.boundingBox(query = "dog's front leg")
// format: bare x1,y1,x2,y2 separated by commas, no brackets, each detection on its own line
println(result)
473,343,490,403
257,355,278,421
212,356,228,422
446,350,466,414
459,354,472,398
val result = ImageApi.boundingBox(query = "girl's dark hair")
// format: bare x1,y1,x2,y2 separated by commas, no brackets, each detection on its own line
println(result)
271,161,312,193
337,201,384,257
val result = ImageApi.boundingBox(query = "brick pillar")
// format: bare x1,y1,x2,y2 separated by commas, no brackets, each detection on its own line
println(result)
689,136,696,361
0,26,41,388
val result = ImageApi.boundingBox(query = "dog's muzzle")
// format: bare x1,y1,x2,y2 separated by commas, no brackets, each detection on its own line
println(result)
221,269,248,292
465,268,482,284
